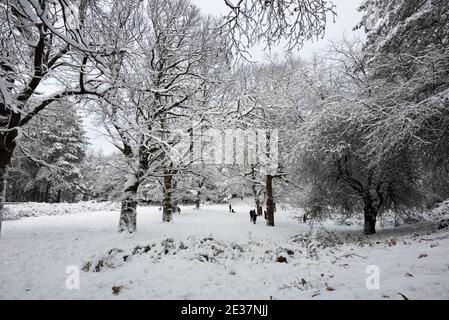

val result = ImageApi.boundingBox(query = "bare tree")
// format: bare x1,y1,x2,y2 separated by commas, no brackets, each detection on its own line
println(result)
292,40,431,234
358,0,449,177
0,0,111,235
95,0,228,232
221,0,336,54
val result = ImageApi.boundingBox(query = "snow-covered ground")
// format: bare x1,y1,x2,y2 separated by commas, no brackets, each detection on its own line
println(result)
1,200,449,300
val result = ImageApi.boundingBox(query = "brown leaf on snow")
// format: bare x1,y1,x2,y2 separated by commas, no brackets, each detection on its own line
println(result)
325,283,335,291
276,256,288,263
387,238,397,246
112,285,125,296
418,254,428,259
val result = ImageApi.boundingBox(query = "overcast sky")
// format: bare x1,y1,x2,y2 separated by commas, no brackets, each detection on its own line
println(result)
87,0,364,155
192,0,364,58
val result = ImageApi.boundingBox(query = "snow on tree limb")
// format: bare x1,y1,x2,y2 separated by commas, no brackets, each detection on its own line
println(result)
221,0,336,55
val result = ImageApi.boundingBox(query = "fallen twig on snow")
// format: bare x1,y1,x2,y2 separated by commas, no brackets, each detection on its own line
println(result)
331,253,368,264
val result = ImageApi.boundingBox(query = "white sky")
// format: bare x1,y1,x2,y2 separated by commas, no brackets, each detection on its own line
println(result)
191,0,364,60
87,0,364,155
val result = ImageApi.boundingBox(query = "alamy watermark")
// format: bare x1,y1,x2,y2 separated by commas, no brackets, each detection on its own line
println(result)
168,128,279,174
65,265,80,290
365,265,380,290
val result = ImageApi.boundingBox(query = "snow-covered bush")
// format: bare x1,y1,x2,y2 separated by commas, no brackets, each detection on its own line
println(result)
3,201,119,221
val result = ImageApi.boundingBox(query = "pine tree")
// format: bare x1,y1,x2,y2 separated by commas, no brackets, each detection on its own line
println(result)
8,103,88,203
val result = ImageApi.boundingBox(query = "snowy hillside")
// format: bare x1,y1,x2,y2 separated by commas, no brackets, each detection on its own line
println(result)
1,201,448,300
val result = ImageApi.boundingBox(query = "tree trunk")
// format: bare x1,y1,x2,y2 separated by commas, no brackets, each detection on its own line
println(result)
162,173,173,222
250,167,263,216
44,182,51,203
32,187,39,202
195,177,205,209
56,189,62,203
118,174,139,233
363,194,378,235
0,117,19,237
248,183,263,216
0,165,8,237
118,140,150,233
256,202,263,216
0,144,14,237
195,190,201,209
252,189,263,215
266,175,275,226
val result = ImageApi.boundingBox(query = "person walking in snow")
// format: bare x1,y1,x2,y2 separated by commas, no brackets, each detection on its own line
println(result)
249,209,257,224
229,204,232,213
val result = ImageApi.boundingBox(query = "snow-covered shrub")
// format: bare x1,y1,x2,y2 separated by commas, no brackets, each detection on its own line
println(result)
4,201,119,221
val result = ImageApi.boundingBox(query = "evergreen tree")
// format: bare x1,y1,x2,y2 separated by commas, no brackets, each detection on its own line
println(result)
7,103,88,203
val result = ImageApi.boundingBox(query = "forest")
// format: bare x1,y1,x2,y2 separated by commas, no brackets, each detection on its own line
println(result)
1,0,448,300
